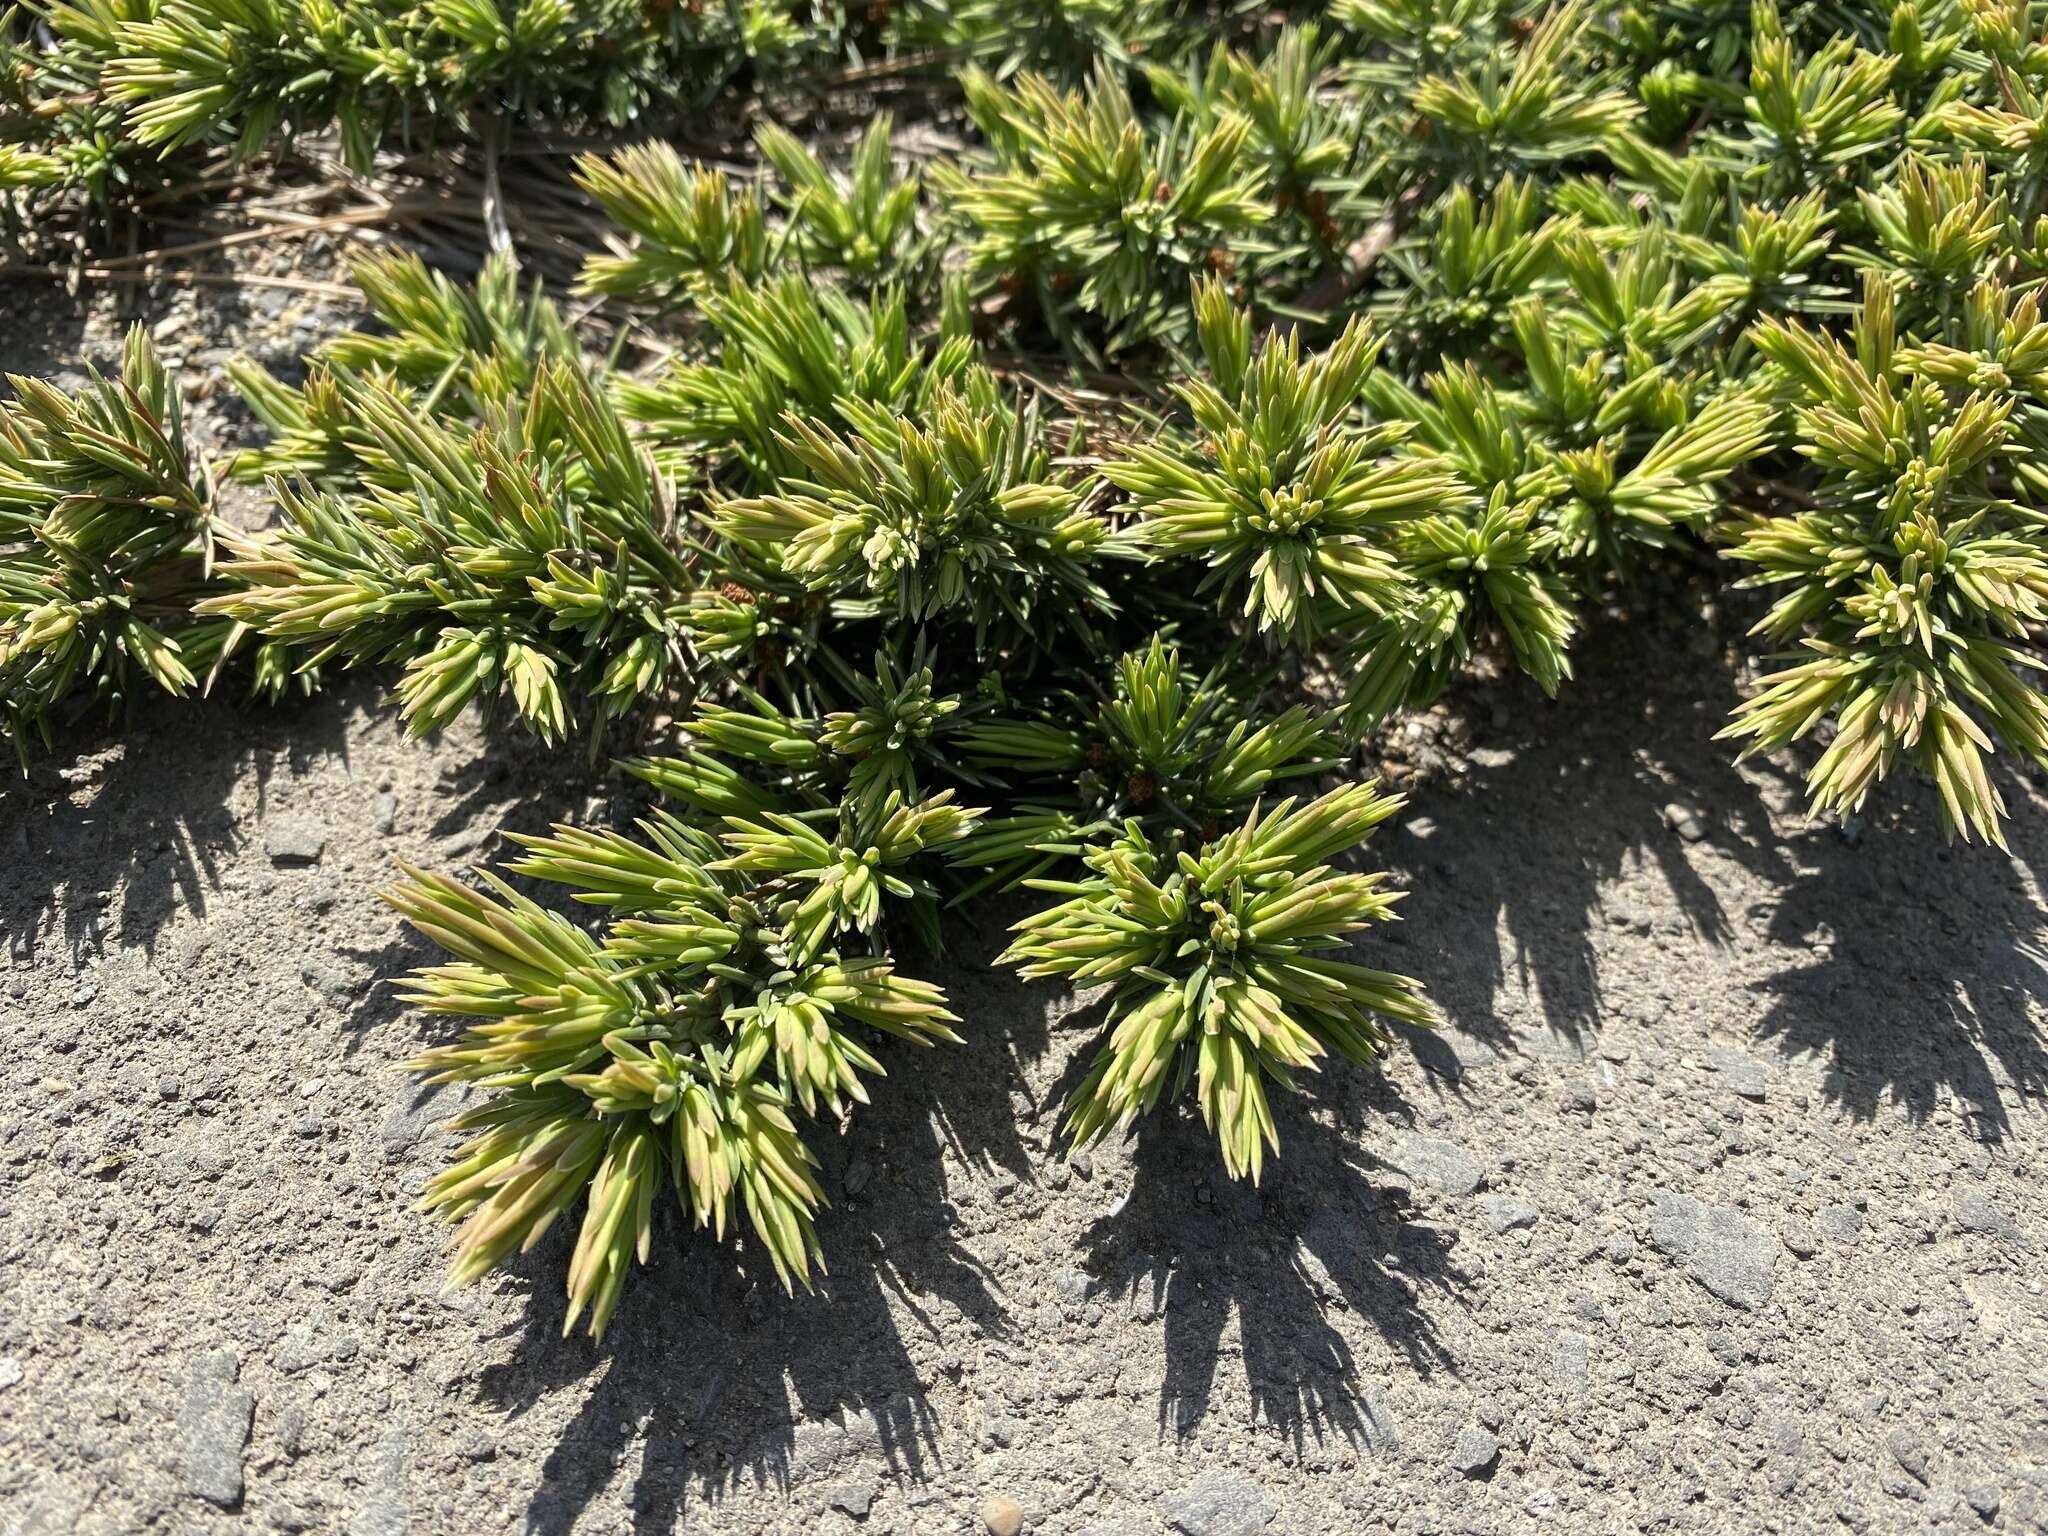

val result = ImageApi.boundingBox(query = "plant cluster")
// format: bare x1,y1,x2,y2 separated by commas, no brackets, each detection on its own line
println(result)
7,0,2048,1329
0,327,299,759
1,0,818,214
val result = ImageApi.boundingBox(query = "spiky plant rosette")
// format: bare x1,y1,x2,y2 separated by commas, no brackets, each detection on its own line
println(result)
883,0,1183,83
614,648,1429,1191
1720,270,2048,846
1005,781,1434,1182
387,791,976,1337
225,250,579,486
933,61,1274,352
201,348,694,744
0,327,299,760
951,636,1337,860
574,114,929,311
1106,277,1461,645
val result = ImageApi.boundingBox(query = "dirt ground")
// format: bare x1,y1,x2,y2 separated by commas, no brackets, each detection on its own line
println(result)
3,276,2046,1536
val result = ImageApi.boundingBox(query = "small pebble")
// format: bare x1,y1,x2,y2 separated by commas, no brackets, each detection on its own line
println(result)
1451,1425,1500,1476
1662,802,1707,842
1886,1429,1929,1484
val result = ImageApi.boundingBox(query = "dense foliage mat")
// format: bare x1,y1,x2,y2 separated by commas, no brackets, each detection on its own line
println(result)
6,0,2048,1331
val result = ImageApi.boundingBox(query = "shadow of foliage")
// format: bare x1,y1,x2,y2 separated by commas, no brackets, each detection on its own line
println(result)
0,683,354,964
462,1001,1028,1534
1075,1073,1465,1455
1380,593,1801,1052
1746,783,2048,1142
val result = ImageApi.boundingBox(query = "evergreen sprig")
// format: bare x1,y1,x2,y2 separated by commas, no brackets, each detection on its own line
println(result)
4,0,820,214
1721,270,2048,845
1005,781,1432,1181
0,327,294,757
933,61,1272,351
387,805,961,1336
1106,278,1460,643
204,349,693,742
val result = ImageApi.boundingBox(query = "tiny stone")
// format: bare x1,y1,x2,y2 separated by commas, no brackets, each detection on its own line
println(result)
263,818,329,866
982,1494,1025,1536
1818,1205,1863,1245
1386,1134,1483,1198
179,1350,255,1509
0,1356,21,1390
1158,1469,1275,1536
1886,1430,1929,1485
382,1085,459,1162
1782,1220,1819,1258
1552,1331,1591,1390
348,1495,408,1536
1451,1426,1500,1476
1662,802,1708,841
1705,1046,1769,1101
1951,1190,2014,1238
1483,1195,1540,1234
1649,1192,1775,1310
827,1484,876,1519
299,960,358,1009
1966,1485,2001,1519
1069,1151,1093,1180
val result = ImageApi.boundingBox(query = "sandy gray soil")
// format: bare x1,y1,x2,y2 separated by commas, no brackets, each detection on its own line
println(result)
3,278,2047,1536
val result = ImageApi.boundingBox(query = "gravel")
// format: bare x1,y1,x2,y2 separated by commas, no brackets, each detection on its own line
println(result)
1705,1045,1771,1101
262,818,330,867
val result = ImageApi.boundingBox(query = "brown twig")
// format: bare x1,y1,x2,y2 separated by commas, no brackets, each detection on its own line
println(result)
0,265,359,299
1285,179,1435,315
67,205,418,272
